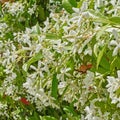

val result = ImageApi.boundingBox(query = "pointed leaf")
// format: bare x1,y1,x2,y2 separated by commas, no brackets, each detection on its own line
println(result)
51,73,58,99
96,45,106,69
40,116,57,120
46,33,59,40
109,17,120,25
68,0,77,7
62,0,74,14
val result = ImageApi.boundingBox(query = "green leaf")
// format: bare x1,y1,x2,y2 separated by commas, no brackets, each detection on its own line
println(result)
22,52,43,72
93,18,110,24
46,33,59,40
96,66,108,74
89,10,120,25
116,88,120,97
66,57,74,74
51,73,58,99
109,17,120,25
14,68,25,89
95,101,107,113
110,57,117,72
77,0,84,8
40,116,57,120
33,112,40,120
0,66,4,78
62,0,76,14
96,45,106,69
110,56,120,72
36,22,41,34
63,105,80,120
38,5,46,21
99,55,110,70
29,112,40,120
89,0,94,9
68,0,77,7
63,105,77,116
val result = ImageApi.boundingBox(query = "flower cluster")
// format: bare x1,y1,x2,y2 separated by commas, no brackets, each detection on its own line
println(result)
106,70,120,107
0,0,120,119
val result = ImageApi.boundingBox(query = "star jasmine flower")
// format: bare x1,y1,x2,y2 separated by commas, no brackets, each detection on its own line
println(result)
110,29,120,56
106,70,120,106
4,2,24,16
110,40,120,56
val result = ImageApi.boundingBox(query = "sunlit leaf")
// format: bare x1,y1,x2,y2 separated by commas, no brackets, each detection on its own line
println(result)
46,33,59,39
62,0,77,14
40,116,57,120
109,17,120,25
77,0,85,8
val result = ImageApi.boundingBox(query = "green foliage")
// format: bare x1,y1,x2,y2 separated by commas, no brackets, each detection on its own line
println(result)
40,116,57,120
96,45,107,69
51,73,58,99
62,0,77,14
1,0,120,119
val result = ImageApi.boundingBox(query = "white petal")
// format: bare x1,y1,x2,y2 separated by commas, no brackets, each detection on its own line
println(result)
112,46,119,56
110,40,117,46
72,7,79,13
117,70,120,78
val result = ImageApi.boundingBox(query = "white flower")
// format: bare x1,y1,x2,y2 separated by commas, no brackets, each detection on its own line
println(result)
52,39,68,53
57,67,71,81
106,70,120,105
81,1,88,12
84,106,94,120
110,40,120,56
84,46,92,56
28,8,34,15
95,0,103,8
58,81,66,89
83,71,94,89
0,23,8,32
58,81,67,95
109,29,120,56
28,4,37,15
5,85,16,95
4,2,24,16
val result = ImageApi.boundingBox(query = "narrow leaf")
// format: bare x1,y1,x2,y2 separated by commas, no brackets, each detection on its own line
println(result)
40,116,57,120
110,57,117,72
62,0,74,14
46,33,59,40
77,0,84,8
109,17,120,25
68,0,77,7
96,45,106,69
51,73,58,99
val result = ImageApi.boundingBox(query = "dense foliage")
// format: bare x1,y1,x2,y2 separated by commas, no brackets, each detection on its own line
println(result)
0,0,120,119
